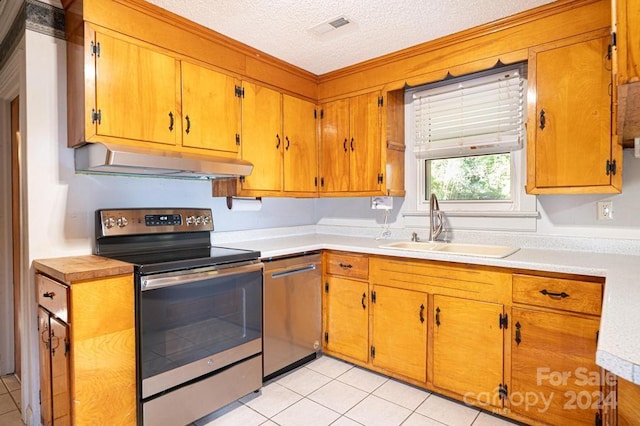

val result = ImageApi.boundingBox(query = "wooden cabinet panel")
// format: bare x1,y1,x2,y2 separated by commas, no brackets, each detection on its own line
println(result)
324,276,369,363
37,274,69,323
513,274,603,315
371,285,427,382
38,308,53,426
181,61,240,153
50,317,71,426
527,30,621,194
511,307,600,425
614,0,640,84
240,82,283,192
617,377,640,425
283,95,318,193
319,99,350,192
432,295,504,407
95,31,178,146
349,92,382,192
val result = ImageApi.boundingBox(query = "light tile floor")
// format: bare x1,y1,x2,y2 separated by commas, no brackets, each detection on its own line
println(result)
0,375,24,426
195,356,521,426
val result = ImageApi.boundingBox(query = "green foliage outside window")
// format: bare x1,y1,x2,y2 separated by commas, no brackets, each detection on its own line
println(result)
428,153,511,201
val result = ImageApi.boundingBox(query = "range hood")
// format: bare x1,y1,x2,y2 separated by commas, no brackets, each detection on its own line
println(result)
75,143,253,180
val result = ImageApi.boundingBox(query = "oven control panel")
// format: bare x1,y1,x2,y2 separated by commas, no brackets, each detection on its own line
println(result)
96,208,213,237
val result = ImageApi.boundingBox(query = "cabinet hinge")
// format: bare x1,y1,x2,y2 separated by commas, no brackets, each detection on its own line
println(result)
315,109,324,119
371,290,377,303
239,176,245,183
378,96,384,107
595,412,602,426
236,133,241,146
91,109,101,125
234,85,244,98
91,41,100,57
498,384,508,400
325,282,329,293
377,173,383,184
499,313,508,330
606,159,617,176
315,177,318,187
596,330,599,344
611,32,617,48
370,345,376,359
324,332,329,343
320,109,324,119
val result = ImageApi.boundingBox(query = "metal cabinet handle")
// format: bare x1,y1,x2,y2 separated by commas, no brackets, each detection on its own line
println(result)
419,304,425,323
435,307,441,327
539,109,546,130
350,137,354,151
540,289,569,299
43,291,55,299
185,115,191,134
276,134,281,149
168,112,174,131
339,263,353,269
515,321,522,345
285,136,290,150
343,138,348,152
361,292,366,309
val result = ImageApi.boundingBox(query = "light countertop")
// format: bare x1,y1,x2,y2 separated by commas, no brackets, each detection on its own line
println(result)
217,232,640,385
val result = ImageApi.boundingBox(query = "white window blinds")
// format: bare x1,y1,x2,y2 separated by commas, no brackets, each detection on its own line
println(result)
413,66,526,160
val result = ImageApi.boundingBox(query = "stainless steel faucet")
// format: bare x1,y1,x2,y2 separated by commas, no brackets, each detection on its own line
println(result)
429,193,444,242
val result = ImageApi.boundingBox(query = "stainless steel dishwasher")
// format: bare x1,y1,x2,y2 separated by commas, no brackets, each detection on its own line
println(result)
263,252,322,380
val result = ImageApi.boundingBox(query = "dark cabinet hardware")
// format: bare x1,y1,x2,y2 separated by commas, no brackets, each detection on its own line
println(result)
185,115,191,134
539,109,546,130
320,177,325,187
499,384,508,400
235,133,240,145
361,292,366,309
370,345,376,358
43,292,55,299
285,136,290,150
606,159,617,176
419,304,425,323
276,134,281,149
499,313,508,329
515,322,522,345
540,289,569,299
338,263,352,269
343,138,347,152
435,307,441,327
168,112,174,131
350,137,354,151
91,109,101,125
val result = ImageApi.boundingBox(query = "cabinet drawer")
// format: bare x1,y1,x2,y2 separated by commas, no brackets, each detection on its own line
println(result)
325,252,368,280
512,274,602,315
37,274,69,323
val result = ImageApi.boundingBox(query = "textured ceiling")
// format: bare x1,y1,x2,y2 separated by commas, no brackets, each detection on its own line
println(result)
148,0,555,75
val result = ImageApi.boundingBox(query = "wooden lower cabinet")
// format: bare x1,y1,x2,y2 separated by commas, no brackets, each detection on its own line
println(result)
323,276,369,363
617,377,640,425
510,307,601,425
370,285,427,382
432,295,504,408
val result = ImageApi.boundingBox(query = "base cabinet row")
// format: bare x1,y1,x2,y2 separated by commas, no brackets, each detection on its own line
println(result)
322,252,609,426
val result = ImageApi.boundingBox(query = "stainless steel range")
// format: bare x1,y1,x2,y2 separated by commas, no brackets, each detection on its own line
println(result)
95,208,262,426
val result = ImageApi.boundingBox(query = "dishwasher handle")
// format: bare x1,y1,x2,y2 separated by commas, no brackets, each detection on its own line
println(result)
270,264,318,279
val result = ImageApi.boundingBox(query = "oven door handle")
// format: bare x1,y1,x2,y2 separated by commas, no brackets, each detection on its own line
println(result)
141,262,263,291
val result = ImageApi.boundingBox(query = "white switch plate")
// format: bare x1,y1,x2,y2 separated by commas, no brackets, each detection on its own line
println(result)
597,200,613,220
371,196,393,210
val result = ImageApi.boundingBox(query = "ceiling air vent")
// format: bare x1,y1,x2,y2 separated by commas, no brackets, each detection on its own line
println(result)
309,15,352,35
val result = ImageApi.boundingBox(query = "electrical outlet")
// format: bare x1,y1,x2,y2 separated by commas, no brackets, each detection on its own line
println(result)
597,200,613,220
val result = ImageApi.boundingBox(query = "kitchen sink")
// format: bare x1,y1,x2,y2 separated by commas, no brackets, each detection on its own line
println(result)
380,241,519,258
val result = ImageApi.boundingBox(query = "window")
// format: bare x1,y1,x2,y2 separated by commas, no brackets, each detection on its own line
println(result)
406,64,538,231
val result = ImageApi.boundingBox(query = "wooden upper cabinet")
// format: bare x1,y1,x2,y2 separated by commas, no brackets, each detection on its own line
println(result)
240,82,283,192
320,92,383,195
283,95,318,194
181,61,241,153
614,0,640,84
432,295,504,407
94,30,179,146
526,30,622,194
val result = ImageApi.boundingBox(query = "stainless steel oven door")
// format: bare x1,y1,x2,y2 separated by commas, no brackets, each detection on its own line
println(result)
138,261,263,399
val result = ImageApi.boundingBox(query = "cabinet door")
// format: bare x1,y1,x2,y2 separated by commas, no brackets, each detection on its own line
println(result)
527,33,616,192
349,92,382,192
511,307,601,425
95,31,178,146
38,308,53,426
283,95,318,193
319,99,350,192
324,276,369,363
241,82,283,192
371,285,427,382
432,295,504,406
181,61,240,153
50,316,71,426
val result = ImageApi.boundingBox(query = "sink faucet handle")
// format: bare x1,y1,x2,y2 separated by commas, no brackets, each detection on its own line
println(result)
432,210,444,241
